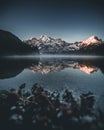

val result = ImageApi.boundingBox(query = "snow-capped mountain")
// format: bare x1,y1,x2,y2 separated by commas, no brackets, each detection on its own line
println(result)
25,35,79,54
80,36,102,46
79,36,104,55
39,35,54,43
25,35,104,55
26,35,66,44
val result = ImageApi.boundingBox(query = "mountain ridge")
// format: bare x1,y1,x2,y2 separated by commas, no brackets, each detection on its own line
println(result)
0,29,104,55
25,35,102,45
25,35,104,55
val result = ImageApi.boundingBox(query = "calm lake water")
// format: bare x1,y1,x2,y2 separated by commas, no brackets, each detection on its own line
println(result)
0,55,104,110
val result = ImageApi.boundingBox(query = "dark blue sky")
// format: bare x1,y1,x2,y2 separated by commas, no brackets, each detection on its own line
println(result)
0,0,104,42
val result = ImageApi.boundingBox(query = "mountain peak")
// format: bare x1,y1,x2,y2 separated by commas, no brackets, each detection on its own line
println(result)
40,35,49,39
39,35,52,42
82,36,102,45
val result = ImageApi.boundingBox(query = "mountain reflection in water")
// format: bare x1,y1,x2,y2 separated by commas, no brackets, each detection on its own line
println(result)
0,55,104,110
30,59,98,75
0,55,104,79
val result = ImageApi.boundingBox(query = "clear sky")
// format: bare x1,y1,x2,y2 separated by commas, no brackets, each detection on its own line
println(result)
0,0,104,42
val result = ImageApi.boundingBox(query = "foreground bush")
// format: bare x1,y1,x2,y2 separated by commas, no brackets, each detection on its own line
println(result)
0,83,104,130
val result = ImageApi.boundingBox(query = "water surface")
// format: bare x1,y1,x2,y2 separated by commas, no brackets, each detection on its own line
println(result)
0,55,104,110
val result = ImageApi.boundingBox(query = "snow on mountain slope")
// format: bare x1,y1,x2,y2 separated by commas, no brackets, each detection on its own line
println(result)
39,35,54,43
24,35,103,54
81,36,102,46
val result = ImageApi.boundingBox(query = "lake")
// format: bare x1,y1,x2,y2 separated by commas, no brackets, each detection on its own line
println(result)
0,55,104,110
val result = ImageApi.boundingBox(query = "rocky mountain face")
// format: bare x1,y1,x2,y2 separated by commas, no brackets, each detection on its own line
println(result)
0,30,39,55
25,35,104,55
